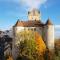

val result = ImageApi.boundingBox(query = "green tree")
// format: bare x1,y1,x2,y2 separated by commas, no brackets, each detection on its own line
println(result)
16,30,37,60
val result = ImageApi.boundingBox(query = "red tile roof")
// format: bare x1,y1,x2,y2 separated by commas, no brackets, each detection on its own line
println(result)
14,20,44,27
14,18,53,27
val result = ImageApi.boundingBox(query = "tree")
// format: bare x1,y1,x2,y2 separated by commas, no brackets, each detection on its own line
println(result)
16,30,46,60
35,32,46,55
16,30,37,60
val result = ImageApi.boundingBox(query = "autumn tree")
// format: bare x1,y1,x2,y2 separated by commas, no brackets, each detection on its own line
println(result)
16,30,46,60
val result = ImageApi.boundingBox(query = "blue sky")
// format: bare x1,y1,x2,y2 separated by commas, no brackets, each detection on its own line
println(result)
0,0,60,30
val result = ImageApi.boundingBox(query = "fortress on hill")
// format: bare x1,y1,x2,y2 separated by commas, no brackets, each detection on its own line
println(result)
12,9,54,59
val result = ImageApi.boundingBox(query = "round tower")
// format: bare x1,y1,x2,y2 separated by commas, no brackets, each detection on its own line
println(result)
44,18,54,50
28,9,41,21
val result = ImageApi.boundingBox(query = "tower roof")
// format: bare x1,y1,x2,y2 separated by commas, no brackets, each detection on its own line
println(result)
14,20,24,27
14,20,19,26
45,18,53,25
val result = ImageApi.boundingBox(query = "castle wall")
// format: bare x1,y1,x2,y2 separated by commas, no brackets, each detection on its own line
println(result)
14,26,42,34
28,16,40,20
44,25,54,50
47,25,54,50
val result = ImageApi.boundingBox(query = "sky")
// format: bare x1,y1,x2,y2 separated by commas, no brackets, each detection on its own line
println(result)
0,0,60,31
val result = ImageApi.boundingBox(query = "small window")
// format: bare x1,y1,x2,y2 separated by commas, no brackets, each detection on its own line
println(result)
34,28,36,31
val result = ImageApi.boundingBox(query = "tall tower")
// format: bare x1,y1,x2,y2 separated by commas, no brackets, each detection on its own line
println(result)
28,9,41,21
44,19,54,50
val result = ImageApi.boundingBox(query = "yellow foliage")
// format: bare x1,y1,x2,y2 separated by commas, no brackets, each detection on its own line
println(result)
7,56,13,60
35,32,46,54
16,30,46,55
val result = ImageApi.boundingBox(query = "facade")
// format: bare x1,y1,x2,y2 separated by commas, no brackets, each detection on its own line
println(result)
12,9,54,60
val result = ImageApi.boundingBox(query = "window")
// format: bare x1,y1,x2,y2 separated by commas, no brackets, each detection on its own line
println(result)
34,28,36,31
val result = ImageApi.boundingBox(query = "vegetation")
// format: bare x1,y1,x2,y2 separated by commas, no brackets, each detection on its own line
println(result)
5,54,13,60
15,30,60,60
16,30,46,60
54,39,60,60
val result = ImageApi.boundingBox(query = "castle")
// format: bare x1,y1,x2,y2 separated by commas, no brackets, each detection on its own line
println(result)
12,9,54,60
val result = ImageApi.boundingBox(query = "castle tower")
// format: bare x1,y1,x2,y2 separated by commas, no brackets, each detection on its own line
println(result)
44,18,54,50
28,9,41,21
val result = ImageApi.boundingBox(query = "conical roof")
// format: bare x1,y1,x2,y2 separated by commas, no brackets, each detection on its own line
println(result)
45,18,53,25
14,19,20,26
14,19,24,27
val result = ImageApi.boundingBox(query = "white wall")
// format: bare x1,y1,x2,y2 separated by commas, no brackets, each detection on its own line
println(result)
44,25,54,50
47,25,54,50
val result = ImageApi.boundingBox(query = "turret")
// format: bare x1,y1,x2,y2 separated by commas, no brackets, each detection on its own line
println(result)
44,18,54,50
28,9,41,21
